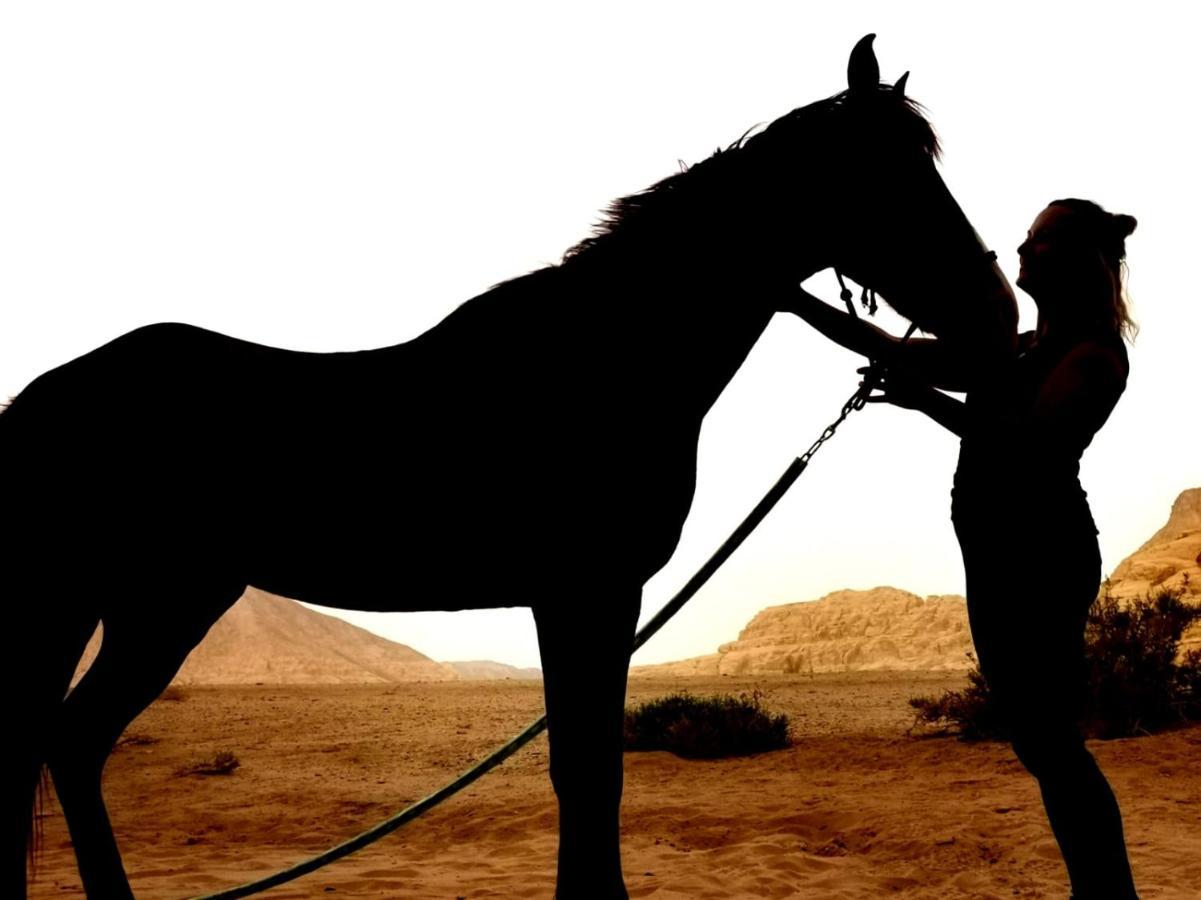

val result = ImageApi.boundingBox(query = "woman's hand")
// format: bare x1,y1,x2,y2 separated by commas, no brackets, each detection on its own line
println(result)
858,365,935,411
779,286,972,391
857,365,968,436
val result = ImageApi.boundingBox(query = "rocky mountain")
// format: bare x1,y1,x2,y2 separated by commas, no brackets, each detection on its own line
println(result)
1105,487,1201,653
76,588,460,685
1106,488,1201,603
636,488,1201,677
634,588,974,677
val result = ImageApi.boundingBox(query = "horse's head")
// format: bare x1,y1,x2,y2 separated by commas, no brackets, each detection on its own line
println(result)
748,35,1017,362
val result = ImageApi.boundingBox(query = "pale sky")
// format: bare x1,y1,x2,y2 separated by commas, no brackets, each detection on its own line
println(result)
1,3,1196,669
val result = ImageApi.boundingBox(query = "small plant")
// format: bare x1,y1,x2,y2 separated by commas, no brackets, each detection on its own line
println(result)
910,588,1201,740
909,654,1005,740
115,732,159,750
624,690,791,759
176,750,240,777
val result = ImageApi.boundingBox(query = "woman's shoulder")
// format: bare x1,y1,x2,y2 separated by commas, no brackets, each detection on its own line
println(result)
1029,328,1127,372
1056,334,1129,387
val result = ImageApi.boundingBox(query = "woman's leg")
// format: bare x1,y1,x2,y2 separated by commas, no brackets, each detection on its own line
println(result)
1011,719,1136,899
959,516,1137,899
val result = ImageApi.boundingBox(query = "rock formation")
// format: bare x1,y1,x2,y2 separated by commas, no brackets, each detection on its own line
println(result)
1105,487,1201,653
634,587,974,677
637,488,1201,676
1106,488,1201,603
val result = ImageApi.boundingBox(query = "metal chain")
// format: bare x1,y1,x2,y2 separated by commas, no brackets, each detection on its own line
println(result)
798,374,879,465
802,268,925,466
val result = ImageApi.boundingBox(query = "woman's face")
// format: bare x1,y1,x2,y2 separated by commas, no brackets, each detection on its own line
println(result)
1016,204,1081,301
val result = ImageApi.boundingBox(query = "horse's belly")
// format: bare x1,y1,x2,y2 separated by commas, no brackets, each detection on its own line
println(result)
241,502,545,613
237,417,702,613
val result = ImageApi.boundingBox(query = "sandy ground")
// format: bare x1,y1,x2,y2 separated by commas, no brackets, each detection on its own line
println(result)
28,674,1201,899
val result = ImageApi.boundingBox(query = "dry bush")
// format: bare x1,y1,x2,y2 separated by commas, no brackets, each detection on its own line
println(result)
910,588,1201,740
175,750,240,777
115,732,159,750
624,690,791,759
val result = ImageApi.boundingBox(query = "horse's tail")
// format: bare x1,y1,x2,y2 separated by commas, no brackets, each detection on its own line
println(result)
4,564,95,892
3,587,64,891
29,770,49,875
11,620,80,890
0,385,96,893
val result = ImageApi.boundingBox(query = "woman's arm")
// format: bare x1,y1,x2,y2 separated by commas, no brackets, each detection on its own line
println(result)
862,366,968,436
781,286,972,391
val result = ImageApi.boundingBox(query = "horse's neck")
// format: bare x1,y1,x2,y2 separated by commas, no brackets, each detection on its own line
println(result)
559,251,780,422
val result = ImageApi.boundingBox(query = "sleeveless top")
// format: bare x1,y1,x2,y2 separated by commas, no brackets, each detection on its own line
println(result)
952,329,1128,530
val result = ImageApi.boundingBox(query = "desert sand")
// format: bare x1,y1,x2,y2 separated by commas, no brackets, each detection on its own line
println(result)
29,673,1201,899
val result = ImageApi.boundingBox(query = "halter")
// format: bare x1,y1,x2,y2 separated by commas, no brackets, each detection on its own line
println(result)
832,247,999,405
834,248,998,321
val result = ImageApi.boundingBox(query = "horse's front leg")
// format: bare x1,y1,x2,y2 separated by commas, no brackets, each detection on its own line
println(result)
533,593,639,899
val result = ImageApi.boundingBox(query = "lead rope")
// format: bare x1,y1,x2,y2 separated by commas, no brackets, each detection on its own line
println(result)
193,279,906,900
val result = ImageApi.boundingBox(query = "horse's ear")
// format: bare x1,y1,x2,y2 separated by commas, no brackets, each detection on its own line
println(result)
847,34,880,93
894,71,909,97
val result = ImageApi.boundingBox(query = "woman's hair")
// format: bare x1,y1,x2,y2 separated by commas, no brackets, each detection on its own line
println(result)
1048,197,1139,342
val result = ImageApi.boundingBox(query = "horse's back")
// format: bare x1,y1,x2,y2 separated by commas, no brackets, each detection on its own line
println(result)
1,270,704,610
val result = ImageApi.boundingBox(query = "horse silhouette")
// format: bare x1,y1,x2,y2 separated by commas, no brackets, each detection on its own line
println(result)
5,36,1016,899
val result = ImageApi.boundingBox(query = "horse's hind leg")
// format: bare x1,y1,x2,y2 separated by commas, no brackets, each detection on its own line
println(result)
533,594,639,900
49,584,243,900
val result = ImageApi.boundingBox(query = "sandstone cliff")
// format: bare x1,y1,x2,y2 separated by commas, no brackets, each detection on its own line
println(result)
635,587,974,677
1106,487,1201,653
1106,488,1201,603
637,488,1201,676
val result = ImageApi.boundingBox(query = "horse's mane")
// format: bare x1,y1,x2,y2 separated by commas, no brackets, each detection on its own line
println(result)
562,87,940,263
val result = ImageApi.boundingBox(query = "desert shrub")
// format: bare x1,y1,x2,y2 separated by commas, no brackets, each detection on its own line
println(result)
115,732,159,750
909,657,1005,740
910,588,1201,740
623,690,791,758
176,750,240,776
1084,589,1201,736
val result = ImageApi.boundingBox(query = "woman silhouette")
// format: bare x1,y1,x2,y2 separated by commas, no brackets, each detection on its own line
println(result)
790,198,1139,899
